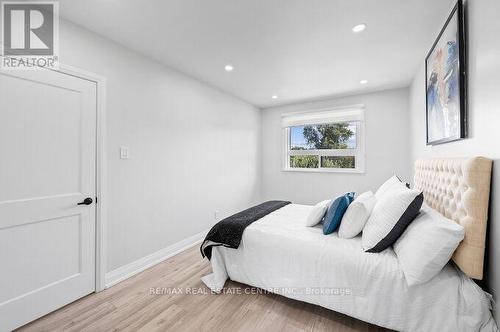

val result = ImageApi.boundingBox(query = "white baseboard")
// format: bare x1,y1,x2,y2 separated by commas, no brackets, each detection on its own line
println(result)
105,229,207,288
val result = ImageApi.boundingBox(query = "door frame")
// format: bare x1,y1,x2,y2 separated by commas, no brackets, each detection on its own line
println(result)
1,61,108,292
50,64,108,292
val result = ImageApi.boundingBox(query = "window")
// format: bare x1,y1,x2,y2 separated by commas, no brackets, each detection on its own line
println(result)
282,107,365,173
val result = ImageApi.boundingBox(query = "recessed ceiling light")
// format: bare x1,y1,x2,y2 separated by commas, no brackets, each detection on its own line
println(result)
352,24,367,33
360,80,368,84
272,95,278,99
224,64,234,72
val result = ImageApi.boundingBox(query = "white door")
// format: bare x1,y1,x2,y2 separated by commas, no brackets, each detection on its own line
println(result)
0,68,97,331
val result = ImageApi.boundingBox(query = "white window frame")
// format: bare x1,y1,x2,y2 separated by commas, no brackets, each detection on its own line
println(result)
282,106,366,173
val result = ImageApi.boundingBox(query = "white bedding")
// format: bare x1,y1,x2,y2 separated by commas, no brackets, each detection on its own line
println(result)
202,204,497,332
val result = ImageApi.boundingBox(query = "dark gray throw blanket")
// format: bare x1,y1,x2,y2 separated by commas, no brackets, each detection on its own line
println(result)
200,200,291,260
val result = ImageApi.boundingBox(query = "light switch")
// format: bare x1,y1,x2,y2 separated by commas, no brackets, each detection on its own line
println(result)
120,146,130,159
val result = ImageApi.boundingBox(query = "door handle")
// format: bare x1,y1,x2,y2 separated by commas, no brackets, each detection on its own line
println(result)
77,197,93,205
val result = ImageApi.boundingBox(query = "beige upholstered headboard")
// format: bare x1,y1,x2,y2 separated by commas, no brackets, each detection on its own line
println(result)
414,157,492,279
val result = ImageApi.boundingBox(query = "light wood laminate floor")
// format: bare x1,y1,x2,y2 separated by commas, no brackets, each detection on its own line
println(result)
18,246,390,332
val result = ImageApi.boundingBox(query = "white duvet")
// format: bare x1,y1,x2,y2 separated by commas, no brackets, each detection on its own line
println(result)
202,204,497,332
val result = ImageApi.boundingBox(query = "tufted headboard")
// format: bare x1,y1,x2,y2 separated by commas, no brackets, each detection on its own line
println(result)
414,157,492,279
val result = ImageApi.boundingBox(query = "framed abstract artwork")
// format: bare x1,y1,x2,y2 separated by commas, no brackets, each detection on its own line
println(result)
425,1,467,145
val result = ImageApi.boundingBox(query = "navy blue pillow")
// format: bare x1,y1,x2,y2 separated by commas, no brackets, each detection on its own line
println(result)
323,192,355,235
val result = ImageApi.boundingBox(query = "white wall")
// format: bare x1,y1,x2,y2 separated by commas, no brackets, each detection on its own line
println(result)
58,20,261,271
261,88,410,204
408,0,500,318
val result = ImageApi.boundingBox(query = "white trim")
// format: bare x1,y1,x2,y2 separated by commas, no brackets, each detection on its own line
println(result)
280,103,365,117
283,168,364,174
105,230,208,289
289,149,357,156
281,107,364,127
51,64,108,292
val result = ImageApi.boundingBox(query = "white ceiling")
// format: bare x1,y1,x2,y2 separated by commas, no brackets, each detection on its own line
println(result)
59,0,453,108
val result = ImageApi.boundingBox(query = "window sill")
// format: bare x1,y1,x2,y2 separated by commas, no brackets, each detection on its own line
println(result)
282,168,365,174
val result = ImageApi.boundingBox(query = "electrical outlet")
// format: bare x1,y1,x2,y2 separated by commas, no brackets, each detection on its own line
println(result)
120,146,130,159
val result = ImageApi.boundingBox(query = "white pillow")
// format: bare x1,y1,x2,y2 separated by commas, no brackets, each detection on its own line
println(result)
375,175,407,199
394,203,465,286
305,200,330,227
338,191,376,238
362,185,423,252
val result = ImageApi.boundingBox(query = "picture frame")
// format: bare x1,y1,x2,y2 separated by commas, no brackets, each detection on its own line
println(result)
425,1,467,145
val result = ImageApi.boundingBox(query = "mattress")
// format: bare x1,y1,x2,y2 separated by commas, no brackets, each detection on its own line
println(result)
202,204,497,332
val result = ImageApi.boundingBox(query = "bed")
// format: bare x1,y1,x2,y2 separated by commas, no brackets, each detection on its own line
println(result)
201,158,497,332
